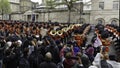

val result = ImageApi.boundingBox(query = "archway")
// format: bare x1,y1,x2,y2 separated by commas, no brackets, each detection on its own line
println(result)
109,18,119,25
78,18,86,24
96,18,105,25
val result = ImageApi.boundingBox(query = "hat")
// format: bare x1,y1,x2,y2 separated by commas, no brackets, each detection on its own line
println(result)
37,40,43,45
17,40,22,47
27,36,33,41
55,40,60,45
11,36,19,42
6,41,12,48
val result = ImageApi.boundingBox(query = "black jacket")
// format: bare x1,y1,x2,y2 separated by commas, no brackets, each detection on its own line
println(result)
39,61,57,68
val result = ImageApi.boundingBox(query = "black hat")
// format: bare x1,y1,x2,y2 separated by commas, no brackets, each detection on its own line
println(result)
11,36,19,42
101,30,109,39
27,36,33,41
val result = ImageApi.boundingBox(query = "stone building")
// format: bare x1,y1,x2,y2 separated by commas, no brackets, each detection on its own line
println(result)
90,0,119,25
0,0,119,25
9,0,21,20
34,0,119,25
0,0,38,20
20,0,39,21
34,0,91,23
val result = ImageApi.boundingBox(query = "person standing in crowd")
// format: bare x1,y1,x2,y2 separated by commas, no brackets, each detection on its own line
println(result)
0,36,6,68
85,44,94,63
39,52,57,68
78,52,91,68
100,53,113,68
3,37,21,68
28,47,44,68
63,52,77,68
40,26,48,39
0,21,119,68
45,37,60,64
19,48,30,68
107,55,120,68
92,46,113,68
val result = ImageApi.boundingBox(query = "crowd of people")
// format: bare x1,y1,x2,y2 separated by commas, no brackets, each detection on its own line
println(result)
0,20,120,68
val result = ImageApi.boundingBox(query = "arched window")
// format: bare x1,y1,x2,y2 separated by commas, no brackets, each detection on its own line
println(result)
98,20,103,24
111,20,117,25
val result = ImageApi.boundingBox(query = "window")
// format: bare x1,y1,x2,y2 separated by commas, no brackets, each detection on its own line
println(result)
111,20,117,25
99,2,104,10
113,1,119,10
98,20,103,24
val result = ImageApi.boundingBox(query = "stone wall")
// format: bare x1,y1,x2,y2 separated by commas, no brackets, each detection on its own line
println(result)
91,0,119,25
38,10,90,23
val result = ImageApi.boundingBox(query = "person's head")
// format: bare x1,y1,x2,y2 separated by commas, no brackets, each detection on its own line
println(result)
65,52,72,59
87,44,92,49
100,46,107,54
102,53,109,60
45,52,52,61
76,52,82,57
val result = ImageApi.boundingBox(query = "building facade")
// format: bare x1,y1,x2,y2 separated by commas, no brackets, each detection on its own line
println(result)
20,0,39,21
20,0,38,13
90,0,119,25
0,0,119,25
9,0,21,20
0,0,38,20
34,0,91,23
35,0,119,25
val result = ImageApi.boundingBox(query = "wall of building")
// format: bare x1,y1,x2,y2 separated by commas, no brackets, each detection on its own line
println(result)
38,10,90,23
90,0,119,25
10,3,20,12
20,0,32,12
10,0,20,3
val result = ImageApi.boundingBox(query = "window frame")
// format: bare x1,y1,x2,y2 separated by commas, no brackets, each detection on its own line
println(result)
113,1,119,10
99,2,104,10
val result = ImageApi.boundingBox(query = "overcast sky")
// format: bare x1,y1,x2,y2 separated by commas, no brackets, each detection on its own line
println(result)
31,0,91,4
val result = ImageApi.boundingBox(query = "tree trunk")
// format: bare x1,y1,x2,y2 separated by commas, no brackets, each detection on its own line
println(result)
68,10,71,23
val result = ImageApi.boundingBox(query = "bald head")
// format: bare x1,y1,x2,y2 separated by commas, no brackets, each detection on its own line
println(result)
45,52,52,61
